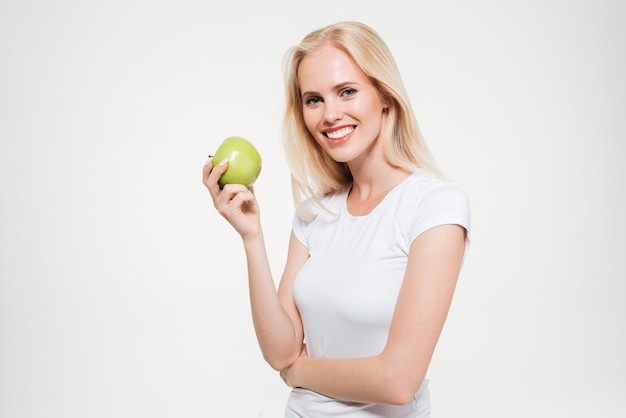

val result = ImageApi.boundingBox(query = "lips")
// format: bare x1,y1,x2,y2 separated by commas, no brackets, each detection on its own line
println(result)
324,126,355,145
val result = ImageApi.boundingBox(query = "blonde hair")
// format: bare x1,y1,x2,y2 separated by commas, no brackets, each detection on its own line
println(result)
282,21,441,219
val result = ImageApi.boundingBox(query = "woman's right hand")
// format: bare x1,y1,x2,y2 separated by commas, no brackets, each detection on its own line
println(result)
203,158,261,239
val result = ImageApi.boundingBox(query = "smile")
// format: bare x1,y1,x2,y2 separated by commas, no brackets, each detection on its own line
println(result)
325,126,355,145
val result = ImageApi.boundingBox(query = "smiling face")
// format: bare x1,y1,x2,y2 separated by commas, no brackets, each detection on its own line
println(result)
297,44,388,164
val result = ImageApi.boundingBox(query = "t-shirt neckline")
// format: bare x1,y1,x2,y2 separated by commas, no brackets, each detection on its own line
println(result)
341,171,421,220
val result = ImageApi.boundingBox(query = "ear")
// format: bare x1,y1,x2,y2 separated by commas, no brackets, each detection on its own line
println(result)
381,96,391,111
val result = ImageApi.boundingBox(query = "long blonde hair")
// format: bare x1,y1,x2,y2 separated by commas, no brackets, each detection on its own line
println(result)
282,21,441,219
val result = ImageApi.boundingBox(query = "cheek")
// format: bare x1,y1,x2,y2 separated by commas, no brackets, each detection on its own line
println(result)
302,110,318,135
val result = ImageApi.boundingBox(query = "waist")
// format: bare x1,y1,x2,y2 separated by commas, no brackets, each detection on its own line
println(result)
284,380,430,418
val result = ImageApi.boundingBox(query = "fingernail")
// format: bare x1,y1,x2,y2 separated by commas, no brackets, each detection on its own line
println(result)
204,158,212,166
217,159,228,166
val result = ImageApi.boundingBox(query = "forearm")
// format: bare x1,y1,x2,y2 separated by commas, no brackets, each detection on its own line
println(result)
243,231,301,369
290,353,424,406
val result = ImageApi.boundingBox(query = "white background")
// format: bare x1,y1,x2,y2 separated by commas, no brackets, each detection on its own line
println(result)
1,0,624,417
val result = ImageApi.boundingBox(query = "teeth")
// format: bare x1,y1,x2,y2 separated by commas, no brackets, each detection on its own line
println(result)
326,127,354,139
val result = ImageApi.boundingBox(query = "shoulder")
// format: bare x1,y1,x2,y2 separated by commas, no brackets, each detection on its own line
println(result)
297,191,346,221
397,170,468,207
291,191,346,244
397,170,471,241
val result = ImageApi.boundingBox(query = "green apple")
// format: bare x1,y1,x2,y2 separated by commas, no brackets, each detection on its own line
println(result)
211,136,262,188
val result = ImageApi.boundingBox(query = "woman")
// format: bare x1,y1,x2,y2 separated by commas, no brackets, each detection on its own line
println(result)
203,21,470,417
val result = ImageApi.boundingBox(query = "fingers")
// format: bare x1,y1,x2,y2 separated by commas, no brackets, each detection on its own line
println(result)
203,158,232,208
203,158,228,192
217,185,255,212
202,157,257,216
202,158,213,187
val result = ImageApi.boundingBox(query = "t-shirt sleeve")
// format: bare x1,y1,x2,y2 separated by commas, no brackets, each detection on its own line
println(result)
291,196,328,247
291,211,309,247
406,182,471,244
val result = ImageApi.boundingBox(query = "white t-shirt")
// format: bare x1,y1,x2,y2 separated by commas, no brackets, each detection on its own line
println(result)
285,170,471,418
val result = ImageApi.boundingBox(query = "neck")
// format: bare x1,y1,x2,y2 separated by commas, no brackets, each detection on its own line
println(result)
350,164,410,197
347,142,410,199
344,161,410,217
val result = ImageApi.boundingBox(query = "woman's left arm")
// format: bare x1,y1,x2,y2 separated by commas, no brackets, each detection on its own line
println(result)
280,223,467,405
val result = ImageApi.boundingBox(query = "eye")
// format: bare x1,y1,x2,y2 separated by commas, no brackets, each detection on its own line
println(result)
341,88,356,98
305,96,322,106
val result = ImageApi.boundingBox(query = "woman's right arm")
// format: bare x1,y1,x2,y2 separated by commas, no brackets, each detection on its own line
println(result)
203,159,307,370
244,230,308,370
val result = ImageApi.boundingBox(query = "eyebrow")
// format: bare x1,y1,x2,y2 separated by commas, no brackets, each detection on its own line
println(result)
300,90,318,99
300,81,359,99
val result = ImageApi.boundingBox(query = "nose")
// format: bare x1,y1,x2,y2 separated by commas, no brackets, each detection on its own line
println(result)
323,99,343,124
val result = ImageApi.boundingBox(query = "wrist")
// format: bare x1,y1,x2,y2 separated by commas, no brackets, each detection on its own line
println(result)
241,227,263,245
241,229,268,260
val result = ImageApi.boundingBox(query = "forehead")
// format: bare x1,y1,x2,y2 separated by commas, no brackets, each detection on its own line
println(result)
297,44,368,90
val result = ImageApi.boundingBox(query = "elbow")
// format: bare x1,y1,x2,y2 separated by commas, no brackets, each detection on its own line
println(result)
263,352,297,372
380,367,427,406
386,386,420,406
258,332,303,371
266,357,291,372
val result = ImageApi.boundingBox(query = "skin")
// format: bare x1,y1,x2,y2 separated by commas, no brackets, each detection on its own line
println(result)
203,44,467,406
